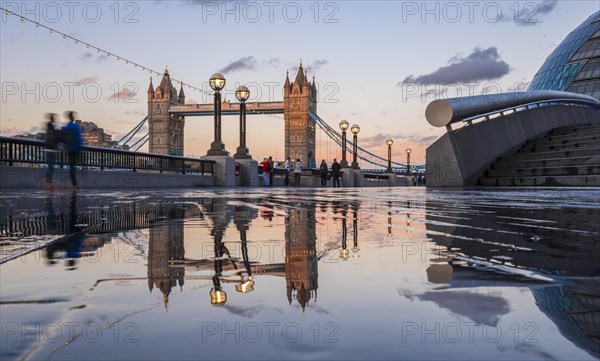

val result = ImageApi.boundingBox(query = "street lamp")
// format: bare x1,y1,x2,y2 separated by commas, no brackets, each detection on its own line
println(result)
406,148,412,175
207,72,228,156
234,85,251,159
350,124,360,169
386,138,394,173
339,120,349,168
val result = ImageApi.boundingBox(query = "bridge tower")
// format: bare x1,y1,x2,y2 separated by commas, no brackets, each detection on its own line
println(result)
147,68,185,155
285,207,318,311
283,62,317,164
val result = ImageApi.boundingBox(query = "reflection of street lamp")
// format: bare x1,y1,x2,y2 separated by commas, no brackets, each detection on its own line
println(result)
352,205,360,254
210,222,229,306
339,120,349,168
210,284,227,305
387,201,392,237
236,229,255,293
351,124,360,169
207,73,228,156
405,148,412,175
386,138,394,173
340,208,349,259
234,85,251,159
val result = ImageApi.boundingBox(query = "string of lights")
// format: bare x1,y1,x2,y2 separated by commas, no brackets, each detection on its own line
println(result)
1,6,286,121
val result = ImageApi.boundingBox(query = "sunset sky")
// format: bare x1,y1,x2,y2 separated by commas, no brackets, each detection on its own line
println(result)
1,1,598,165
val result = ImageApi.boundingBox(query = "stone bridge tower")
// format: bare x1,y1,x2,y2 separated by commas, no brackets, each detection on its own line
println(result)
284,62,317,164
147,68,186,156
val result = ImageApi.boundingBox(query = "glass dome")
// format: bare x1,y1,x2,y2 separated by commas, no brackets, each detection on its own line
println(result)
529,11,600,99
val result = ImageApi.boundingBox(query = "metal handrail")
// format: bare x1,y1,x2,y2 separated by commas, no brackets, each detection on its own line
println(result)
461,99,600,126
0,136,215,175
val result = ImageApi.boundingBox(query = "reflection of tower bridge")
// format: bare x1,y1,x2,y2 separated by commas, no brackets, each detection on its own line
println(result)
115,63,414,170
145,204,321,311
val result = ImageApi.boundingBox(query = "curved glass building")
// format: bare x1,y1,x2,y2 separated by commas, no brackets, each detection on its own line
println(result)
529,11,600,99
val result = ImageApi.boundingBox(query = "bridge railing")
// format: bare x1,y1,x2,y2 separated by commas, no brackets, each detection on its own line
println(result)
0,136,215,175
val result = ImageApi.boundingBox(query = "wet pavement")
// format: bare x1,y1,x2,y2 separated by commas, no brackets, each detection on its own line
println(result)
1,187,599,360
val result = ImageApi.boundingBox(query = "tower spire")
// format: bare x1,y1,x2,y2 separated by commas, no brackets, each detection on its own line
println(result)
148,77,154,94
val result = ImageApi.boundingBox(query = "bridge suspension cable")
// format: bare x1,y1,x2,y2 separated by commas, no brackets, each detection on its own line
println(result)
112,116,148,149
2,7,292,123
310,113,410,170
128,133,149,151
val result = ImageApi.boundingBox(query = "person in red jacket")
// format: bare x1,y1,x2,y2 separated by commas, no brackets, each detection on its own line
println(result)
260,158,271,186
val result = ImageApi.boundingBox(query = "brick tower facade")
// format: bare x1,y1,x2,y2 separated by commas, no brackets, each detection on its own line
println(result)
283,62,317,164
147,68,185,156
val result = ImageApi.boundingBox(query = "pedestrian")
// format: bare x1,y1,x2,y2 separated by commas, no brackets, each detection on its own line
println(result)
284,156,291,186
309,158,316,169
268,156,274,187
412,175,417,186
331,158,341,187
294,158,303,186
319,159,328,187
418,173,423,186
45,113,61,191
260,157,270,187
62,111,83,192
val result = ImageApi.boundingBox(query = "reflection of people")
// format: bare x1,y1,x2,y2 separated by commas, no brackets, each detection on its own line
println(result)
62,111,83,192
331,158,341,187
45,113,61,191
44,192,84,269
319,159,328,187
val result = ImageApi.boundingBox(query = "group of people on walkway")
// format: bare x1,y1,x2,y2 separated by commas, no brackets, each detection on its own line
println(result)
260,157,343,187
411,173,426,186
45,111,83,192
318,159,342,187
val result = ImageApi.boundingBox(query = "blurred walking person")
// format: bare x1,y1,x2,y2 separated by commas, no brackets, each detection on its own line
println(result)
62,111,83,192
319,159,328,187
45,113,61,191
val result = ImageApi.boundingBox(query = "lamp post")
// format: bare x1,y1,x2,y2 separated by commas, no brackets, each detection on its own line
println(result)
386,138,394,173
207,73,228,156
234,85,251,159
339,120,349,168
406,148,412,175
350,124,360,169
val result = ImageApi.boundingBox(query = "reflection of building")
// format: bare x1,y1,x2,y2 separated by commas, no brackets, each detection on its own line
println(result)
532,281,600,359
530,11,600,99
285,207,318,311
147,209,186,308
424,197,600,358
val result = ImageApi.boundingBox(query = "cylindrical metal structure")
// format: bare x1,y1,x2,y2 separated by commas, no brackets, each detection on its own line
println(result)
425,90,600,128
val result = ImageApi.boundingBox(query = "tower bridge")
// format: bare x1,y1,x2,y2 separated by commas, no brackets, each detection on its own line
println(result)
147,62,318,163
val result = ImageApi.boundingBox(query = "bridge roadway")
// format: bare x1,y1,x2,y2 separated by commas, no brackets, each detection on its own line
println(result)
169,101,284,116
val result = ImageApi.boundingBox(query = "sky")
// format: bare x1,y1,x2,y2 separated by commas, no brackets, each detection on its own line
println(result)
1,0,598,165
